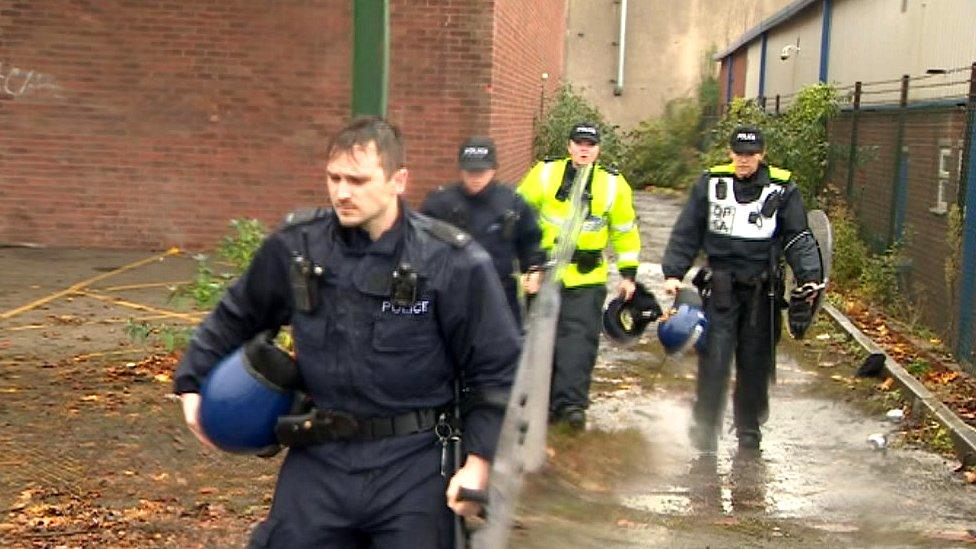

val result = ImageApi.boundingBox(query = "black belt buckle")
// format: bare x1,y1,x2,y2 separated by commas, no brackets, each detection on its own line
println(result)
317,409,360,440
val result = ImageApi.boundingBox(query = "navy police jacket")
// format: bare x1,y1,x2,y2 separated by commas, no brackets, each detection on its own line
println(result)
421,181,544,324
174,204,520,471
662,163,822,284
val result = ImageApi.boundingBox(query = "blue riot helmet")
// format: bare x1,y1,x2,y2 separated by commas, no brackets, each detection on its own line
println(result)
657,288,708,355
603,282,663,343
199,332,300,454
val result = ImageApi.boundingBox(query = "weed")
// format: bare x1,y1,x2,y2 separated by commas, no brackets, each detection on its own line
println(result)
123,319,195,352
906,358,932,377
172,219,266,310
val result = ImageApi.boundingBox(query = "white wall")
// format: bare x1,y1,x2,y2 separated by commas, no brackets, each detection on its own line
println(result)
761,3,824,104
744,38,764,99
829,0,976,102
565,0,794,128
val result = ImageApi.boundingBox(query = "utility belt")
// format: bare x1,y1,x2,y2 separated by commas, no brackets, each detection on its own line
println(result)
693,267,780,324
571,249,603,273
275,406,446,447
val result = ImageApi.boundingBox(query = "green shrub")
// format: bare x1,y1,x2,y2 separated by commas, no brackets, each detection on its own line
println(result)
173,218,267,310
533,84,623,169
218,218,267,272
123,319,194,353
828,203,868,291
858,242,903,306
621,98,703,189
703,84,839,208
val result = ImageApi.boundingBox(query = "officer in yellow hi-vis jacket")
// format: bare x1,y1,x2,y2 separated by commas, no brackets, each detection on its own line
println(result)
518,122,641,430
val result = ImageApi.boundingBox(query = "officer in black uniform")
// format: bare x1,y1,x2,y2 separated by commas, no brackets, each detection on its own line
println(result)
421,136,545,327
661,126,822,451
174,117,519,548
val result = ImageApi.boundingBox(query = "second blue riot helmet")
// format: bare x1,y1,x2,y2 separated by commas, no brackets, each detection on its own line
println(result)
657,288,708,355
199,332,301,454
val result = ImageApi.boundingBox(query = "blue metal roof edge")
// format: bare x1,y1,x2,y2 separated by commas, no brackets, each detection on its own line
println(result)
715,0,821,60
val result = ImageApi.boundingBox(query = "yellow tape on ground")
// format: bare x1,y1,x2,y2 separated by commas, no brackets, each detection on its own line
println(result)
0,248,180,321
79,290,201,323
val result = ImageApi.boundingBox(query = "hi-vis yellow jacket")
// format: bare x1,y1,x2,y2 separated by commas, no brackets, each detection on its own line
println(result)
517,158,641,287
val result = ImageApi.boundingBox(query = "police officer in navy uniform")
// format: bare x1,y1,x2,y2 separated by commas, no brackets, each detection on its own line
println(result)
661,126,822,451
174,117,519,548
421,137,545,327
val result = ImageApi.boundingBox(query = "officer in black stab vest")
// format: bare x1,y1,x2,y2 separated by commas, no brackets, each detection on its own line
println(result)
174,118,519,548
661,126,822,452
421,137,545,327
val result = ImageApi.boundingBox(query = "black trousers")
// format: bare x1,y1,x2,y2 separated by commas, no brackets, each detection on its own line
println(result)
247,442,453,549
693,285,780,435
550,284,607,413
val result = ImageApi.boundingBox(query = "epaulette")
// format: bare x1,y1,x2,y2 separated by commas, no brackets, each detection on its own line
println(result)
601,163,620,176
708,163,735,175
423,217,472,248
279,207,330,230
542,155,564,163
767,166,793,183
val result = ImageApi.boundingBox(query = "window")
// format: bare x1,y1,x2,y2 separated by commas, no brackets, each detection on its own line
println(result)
932,146,951,214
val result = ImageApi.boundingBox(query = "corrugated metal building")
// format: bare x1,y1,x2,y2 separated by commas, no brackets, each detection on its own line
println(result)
716,0,976,105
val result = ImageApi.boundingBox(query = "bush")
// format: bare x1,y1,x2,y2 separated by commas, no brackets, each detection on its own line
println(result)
173,218,268,310
703,84,839,208
858,242,903,307
533,84,623,169
828,203,868,291
621,98,703,189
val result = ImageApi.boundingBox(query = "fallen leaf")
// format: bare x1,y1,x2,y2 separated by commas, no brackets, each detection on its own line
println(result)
964,471,976,484
198,487,218,494
878,378,895,391
815,333,831,340
153,373,172,383
81,395,100,402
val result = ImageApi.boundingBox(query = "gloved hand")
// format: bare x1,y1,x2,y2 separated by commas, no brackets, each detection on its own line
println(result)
790,281,824,304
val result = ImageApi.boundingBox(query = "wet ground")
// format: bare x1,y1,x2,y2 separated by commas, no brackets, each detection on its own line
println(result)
513,192,976,547
1,192,974,547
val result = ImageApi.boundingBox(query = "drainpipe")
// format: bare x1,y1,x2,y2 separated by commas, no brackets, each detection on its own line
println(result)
613,0,628,96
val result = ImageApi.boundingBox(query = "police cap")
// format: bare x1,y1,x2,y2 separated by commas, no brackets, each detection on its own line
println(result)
569,123,600,144
458,137,498,171
730,125,765,154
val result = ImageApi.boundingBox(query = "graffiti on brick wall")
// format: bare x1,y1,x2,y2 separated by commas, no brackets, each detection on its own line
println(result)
0,62,62,99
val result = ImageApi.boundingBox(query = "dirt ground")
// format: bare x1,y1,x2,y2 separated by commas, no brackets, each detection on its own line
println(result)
0,247,278,547
3,218,976,547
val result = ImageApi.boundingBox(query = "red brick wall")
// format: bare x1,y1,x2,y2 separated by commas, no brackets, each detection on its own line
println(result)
0,0,567,249
489,0,566,184
387,0,495,205
717,51,747,108
0,1,350,249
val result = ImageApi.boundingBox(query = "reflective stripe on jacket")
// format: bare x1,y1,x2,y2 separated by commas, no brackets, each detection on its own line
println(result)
517,158,641,287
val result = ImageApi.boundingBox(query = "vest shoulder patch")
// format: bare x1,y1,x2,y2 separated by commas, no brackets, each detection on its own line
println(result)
768,166,792,182
601,163,620,176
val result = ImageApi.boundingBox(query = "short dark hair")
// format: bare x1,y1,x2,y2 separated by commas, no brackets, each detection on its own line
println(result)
326,117,405,179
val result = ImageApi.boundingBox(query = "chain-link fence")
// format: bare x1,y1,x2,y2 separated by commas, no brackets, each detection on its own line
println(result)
825,64,975,368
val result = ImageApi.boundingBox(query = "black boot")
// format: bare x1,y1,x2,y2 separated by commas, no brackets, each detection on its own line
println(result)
737,429,762,450
689,422,718,453
564,408,586,431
